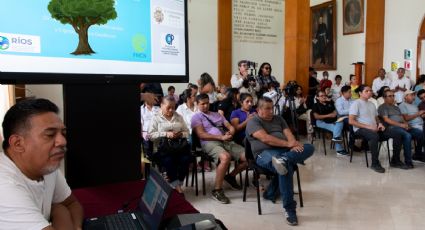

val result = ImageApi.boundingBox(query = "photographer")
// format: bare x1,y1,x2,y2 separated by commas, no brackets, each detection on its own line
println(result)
231,60,250,89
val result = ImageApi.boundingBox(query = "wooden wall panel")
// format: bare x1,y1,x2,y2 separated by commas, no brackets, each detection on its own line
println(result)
217,0,232,85
284,0,310,92
416,17,425,79
365,0,385,86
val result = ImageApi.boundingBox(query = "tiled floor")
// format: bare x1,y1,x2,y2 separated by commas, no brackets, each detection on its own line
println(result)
183,138,425,229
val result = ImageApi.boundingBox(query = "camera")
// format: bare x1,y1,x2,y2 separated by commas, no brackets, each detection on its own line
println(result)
246,61,257,69
284,81,298,98
242,76,257,88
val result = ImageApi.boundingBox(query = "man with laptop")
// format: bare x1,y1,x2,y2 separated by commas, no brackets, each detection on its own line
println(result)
0,98,83,229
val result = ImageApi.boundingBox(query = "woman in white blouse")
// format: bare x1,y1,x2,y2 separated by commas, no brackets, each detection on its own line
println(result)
148,96,191,193
176,88,198,134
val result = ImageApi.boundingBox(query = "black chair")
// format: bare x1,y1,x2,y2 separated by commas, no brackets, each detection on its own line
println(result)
310,113,348,155
242,139,303,215
349,133,391,167
190,132,244,195
190,132,214,196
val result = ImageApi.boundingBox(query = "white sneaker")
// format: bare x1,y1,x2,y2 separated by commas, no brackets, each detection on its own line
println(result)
272,156,288,175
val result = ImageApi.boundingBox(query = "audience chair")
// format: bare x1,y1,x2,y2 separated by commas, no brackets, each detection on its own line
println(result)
349,133,391,167
310,113,348,155
190,132,214,196
242,140,303,215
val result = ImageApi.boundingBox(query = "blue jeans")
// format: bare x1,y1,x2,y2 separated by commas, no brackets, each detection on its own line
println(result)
256,144,314,213
384,127,413,164
316,120,344,151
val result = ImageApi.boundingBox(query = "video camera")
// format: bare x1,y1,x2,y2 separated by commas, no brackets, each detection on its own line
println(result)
284,81,299,98
244,60,258,76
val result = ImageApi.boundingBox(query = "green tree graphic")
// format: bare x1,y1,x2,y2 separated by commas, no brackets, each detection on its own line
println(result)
48,0,117,55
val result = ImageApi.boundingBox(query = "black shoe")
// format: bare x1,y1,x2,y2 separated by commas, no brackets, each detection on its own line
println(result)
412,154,425,163
285,211,298,226
405,162,414,169
370,164,385,173
390,161,409,170
224,175,242,190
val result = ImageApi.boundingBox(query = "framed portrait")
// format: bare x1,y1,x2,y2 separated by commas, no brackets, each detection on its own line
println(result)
310,0,336,70
343,0,364,35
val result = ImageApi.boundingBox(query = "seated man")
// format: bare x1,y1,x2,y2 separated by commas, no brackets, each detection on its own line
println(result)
246,97,314,226
191,94,248,204
399,90,425,162
312,90,347,155
372,68,391,97
335,85,355,148
378,90,415,169
0,98,83,229
349,85,387,173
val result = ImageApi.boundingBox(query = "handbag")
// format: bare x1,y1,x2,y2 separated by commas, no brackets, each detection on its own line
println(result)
158,137,189,156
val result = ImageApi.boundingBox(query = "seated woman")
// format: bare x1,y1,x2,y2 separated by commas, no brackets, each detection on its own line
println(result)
218,88,240,121
230,93,256,145
148,96,191,193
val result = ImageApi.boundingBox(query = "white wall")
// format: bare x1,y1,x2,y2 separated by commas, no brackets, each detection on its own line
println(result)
232,1,285,83
310,0,366,83
383,0,425,82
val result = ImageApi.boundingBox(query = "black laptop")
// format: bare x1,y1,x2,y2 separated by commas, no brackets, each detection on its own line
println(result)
83,169,173,230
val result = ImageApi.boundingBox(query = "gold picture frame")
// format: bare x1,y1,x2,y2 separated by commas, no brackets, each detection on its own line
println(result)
343,0,364,35
310,0,336,70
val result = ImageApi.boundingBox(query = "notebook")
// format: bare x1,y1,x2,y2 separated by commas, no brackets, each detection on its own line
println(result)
83,168,172,230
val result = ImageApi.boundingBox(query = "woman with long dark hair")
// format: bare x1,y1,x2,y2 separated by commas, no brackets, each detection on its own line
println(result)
218,88,240,121
256,62,279,96
230,93,256,145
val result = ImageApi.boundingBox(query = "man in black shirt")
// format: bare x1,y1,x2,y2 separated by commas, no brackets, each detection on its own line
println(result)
307,67,319,108
312,90,347,155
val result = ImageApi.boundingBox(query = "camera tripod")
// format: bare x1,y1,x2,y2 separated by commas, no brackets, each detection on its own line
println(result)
282,95,300,140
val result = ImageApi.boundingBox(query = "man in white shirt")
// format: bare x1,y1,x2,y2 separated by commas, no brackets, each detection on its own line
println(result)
0,98,83,230
231,60,249,88
372,68,391,97
390,68,411,104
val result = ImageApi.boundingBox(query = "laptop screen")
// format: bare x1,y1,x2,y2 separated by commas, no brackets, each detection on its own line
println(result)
139,169,172,230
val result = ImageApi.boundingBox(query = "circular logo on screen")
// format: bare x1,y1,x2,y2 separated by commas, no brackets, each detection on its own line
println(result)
132,34,147,53
0,36,10,50
165,34,174,45
153,7,164,24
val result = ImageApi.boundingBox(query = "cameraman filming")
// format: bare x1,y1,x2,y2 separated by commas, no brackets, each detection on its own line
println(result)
231,60,250,89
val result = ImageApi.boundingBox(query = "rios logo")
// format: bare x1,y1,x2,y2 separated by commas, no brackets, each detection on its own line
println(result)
0,36,10,50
